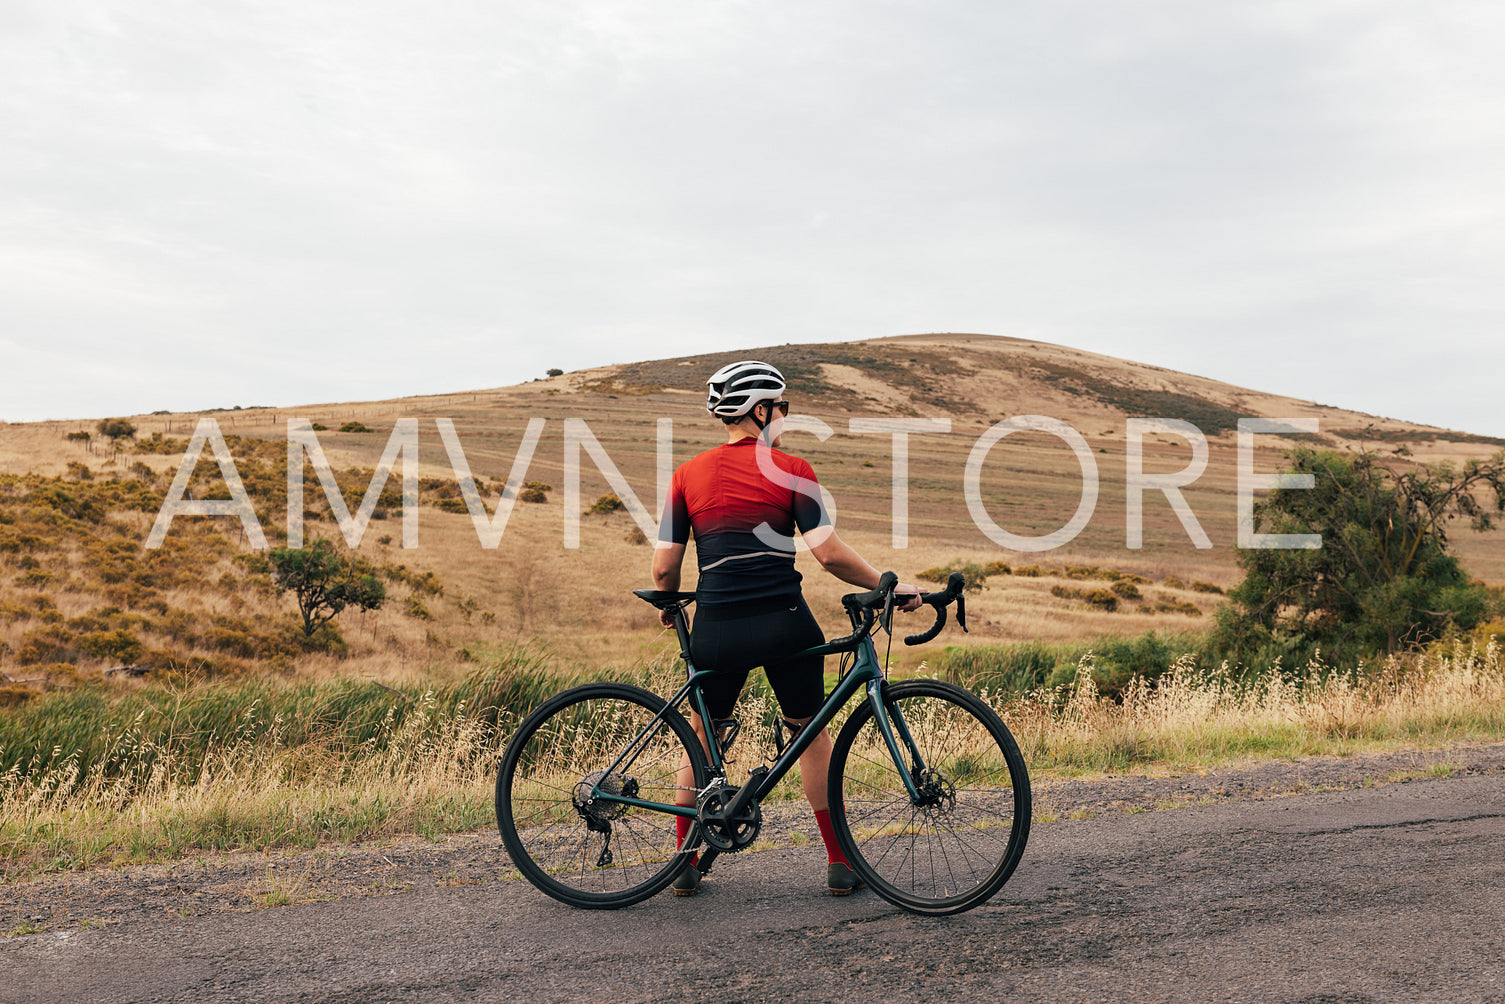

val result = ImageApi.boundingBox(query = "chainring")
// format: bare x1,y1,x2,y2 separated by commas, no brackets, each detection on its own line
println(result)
696,782,762,852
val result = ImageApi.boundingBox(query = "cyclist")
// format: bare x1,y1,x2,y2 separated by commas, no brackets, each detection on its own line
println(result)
650,359,922,897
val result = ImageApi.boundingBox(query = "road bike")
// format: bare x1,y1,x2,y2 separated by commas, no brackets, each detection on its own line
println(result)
495,572,1031,916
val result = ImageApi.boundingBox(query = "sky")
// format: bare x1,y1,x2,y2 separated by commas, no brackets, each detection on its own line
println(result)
3,1,1503,435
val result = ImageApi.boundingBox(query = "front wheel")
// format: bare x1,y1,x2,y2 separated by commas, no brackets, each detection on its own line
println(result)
497,682,707,909
828,680,1031,916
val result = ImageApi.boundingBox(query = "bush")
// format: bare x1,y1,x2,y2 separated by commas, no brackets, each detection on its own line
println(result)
586,493,625,515
96,419,137,443
1190,580,1224,595
932,630,1208,700
339,421,371,433
77,628,145,664
519,480,550,504
915,558,1011,593
1162,576,1186,589
65,431,91,443
1050,584,1119,612
546,368,564,377
1110,580,1142,600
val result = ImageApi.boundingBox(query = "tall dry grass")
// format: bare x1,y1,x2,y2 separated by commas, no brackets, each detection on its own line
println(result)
1001,638,1505,773
3,638,1501,881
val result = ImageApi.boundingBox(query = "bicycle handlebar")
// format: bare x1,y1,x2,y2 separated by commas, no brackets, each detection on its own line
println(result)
903,571,968,646
832,570,968,649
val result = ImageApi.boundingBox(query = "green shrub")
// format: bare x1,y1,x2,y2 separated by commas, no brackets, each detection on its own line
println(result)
77,629,145,664
95,419,137,443
586,493,625,515
915,558,1010,593
338,421,372,433
1190,580,1224,595
1049,584,1119,611
931,630,1209,700
1110,580,1143,600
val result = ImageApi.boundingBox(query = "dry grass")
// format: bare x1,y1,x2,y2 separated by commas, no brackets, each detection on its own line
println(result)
3,639,1500,881
1001,638,1505,775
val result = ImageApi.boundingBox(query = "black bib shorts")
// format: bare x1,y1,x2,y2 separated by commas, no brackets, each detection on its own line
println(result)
689,595,826,721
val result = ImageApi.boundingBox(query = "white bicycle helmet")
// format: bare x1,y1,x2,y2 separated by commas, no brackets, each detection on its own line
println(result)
704,360,786,420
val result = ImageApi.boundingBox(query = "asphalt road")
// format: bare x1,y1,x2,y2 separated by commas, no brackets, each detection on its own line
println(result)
5,772,1503,1004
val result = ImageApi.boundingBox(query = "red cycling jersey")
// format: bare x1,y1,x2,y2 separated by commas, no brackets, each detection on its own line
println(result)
657,437,830,608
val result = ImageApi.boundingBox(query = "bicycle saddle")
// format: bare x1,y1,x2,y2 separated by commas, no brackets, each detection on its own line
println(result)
632,589,697,609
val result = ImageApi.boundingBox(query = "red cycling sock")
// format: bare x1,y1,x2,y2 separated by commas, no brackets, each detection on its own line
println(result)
814,808,847,866
676,812,698,867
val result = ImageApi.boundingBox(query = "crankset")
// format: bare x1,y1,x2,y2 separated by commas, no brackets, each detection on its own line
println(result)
696,780,762,852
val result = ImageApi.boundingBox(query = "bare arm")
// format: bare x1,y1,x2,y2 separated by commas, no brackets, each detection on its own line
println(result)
650,543,686,626
806,529,921,610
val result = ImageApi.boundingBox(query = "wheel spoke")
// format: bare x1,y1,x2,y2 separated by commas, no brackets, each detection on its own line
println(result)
497,684,705,908
830,681,1031,915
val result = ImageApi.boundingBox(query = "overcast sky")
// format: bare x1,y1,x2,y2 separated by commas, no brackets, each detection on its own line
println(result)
3,1,1503,435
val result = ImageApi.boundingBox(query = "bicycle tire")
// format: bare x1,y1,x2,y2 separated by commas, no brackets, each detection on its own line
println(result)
497,682,707,909
828,679,1031,916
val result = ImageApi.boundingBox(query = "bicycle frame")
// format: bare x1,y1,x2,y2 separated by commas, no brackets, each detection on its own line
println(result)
585,625,930,828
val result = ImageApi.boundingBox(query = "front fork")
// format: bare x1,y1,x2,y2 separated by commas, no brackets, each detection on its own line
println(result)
865,677,927,803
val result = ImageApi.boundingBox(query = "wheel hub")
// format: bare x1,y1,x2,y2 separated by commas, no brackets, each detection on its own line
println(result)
911,766,957,812
573,770,639,826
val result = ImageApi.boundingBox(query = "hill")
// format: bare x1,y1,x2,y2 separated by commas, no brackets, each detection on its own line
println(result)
2,333,1501,694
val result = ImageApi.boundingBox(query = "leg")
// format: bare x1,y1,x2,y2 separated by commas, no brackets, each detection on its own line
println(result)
671,709,713,896
788,714,864,894
677,709,712,813
787,714,831,812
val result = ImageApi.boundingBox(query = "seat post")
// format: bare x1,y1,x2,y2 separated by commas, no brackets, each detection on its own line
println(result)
672,605,693,664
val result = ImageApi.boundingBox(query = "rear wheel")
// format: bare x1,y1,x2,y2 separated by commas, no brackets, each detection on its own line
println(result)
828,680,1031,915
497,683,707,909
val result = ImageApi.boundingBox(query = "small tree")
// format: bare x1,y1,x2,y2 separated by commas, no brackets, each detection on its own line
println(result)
546,368,564,378
96,419,137,445
1219,446,1505,661
268,539,386,637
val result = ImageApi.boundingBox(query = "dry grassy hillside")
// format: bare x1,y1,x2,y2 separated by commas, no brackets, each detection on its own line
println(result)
2,333,1502,694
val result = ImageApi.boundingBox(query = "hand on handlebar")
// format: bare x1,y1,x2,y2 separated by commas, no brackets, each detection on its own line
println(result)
894,582,923,613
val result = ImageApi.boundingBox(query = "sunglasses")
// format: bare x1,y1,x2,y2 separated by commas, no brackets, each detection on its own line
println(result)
768,400,790,417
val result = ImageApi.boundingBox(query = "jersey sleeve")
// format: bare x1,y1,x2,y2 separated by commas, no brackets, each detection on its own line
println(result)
787,457,831,536
657,467,691,546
